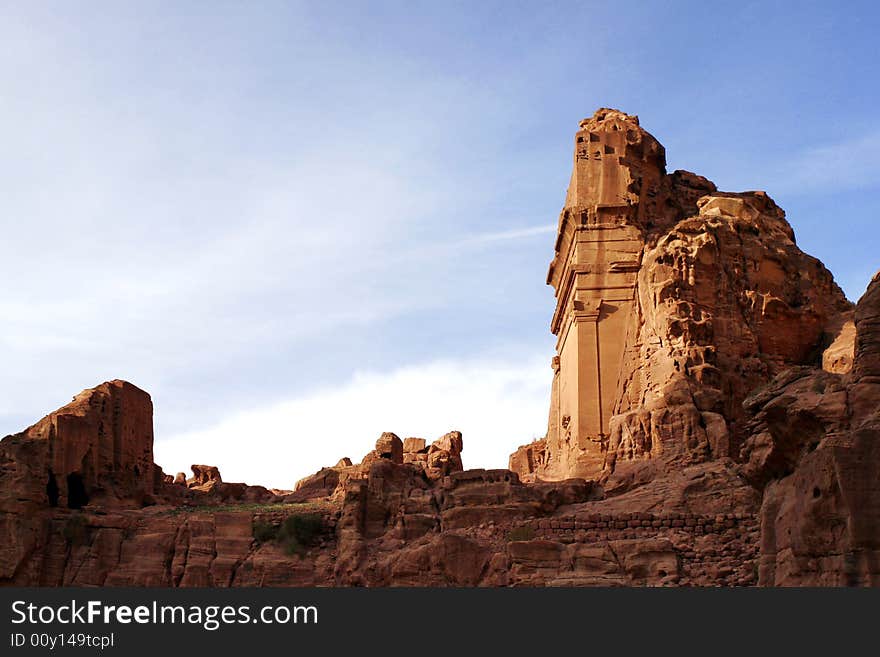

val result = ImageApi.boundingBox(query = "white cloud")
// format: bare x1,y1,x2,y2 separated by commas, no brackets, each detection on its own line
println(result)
154,353,550,490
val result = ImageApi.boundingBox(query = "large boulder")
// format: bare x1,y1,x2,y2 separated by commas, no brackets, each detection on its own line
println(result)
424,430,463,481
189,464,222,487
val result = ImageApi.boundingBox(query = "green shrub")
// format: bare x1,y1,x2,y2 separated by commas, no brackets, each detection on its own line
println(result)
278,513,324,556
507,525,535,542
253,520,280,543
252,513,325,555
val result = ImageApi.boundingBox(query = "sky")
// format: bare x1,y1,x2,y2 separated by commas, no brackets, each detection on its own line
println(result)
1,1,878,488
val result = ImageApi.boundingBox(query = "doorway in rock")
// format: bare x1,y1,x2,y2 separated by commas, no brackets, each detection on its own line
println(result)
66,472,89,509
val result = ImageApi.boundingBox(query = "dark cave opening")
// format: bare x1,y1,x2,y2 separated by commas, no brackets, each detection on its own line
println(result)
66,472,89,509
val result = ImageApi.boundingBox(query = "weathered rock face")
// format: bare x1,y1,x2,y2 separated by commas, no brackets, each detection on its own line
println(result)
332,460,598,586
852,271,880,412
1,505,338,587
512,109,852,486
822,311,856,374
743,272,880,585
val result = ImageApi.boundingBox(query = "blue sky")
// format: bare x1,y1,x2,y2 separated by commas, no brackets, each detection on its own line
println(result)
2,1,878,487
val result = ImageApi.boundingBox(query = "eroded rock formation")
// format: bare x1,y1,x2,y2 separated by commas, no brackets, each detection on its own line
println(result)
291,430,465,502
189,464,223,487
512,109,852,489
0,380,158,513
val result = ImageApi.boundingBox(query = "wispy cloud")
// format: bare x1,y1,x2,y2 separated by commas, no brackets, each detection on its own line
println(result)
154,352,550,489
772,129,880,195
459,224,557,245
